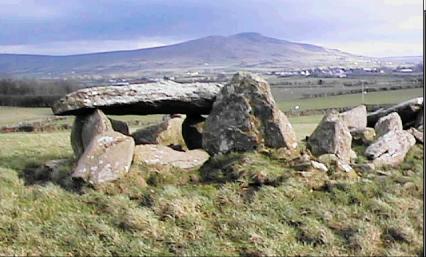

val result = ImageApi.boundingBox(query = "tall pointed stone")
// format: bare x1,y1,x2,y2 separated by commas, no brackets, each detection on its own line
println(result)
202,72,297,155
307,110,352,162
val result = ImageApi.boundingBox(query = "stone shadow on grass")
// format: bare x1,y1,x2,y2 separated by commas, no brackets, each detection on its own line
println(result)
20,159,85,193
198,151,287,187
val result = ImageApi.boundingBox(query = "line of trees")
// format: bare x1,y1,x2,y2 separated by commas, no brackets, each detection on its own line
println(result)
0,78,84,107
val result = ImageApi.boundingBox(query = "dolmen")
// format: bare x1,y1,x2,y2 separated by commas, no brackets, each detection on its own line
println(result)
52,72,298,185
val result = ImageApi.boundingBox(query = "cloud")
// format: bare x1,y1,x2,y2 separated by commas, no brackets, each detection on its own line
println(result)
312,40,422,57
0,37,181,55
397,15,423,31
0,0,422,56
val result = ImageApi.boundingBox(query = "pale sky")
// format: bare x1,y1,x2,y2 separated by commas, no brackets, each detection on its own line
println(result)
0,0,423,57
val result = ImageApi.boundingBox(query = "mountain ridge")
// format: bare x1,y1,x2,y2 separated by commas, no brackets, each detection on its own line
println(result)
0,32,390,76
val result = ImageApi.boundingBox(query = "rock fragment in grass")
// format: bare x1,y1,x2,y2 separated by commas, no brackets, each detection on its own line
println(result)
133,144,209,170
365,130,415,168
407,127,423,144
311,160,328,172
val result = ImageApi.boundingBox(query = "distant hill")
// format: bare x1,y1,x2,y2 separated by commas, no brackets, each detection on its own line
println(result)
0,32,392,76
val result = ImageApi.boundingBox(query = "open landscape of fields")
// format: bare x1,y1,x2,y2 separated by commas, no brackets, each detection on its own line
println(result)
0,1,423,255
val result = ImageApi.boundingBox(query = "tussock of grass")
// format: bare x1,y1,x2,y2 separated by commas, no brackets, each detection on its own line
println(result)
0,132,423,255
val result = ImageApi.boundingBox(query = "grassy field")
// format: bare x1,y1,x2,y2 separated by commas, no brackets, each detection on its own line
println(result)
278,88,423,111
268,74,422,101
0,131,423,255
0,87,423,255
0,87,422,126
0,107,54,126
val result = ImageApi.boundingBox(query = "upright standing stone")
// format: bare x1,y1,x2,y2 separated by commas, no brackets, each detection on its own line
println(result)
182,114,205,150
70,109,113,158
202,72,298,155
109,118,130,135
338,105,367,131
307,110,352,162
374,112,403,138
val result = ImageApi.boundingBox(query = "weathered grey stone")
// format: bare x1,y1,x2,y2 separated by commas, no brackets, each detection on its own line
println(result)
71,109,113,158
352,163,375,173
202,72,297,155
365,130,415,168
133,144,209,170
311,160,328,172
182,114,205,150
350,127,376,145
131,115,186,148
72,131,135,185
293,161,312,171
367,97,423,128
349,149,358,162
52,81,223,116
307,110,352,162
339,105,367,131
70,116,85,158
407,127,423,144
109,118,129,135
374,112,403,138
336,160,354,173
318,153,339,166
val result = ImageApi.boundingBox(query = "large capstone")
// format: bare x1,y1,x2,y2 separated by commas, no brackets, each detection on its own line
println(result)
51,81,223,116
70,109,113,158
202,72,297,155
131,115,186,148
72,131,135,185
364,130,415,168
374,112,403,138
338,105,367,131
307,110,352,162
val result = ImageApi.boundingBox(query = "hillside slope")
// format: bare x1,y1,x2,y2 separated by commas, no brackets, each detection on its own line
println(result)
0,33,374,76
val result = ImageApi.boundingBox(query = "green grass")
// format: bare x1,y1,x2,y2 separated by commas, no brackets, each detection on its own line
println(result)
288,115,323,141
278,88,423,111
0,107,54,126
0,130,423,256
0,106,163,132
0,87,423,255
1,88,422,127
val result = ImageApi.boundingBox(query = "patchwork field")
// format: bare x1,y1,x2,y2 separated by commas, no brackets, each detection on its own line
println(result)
0,87,423,255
